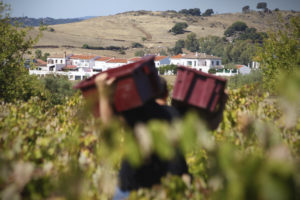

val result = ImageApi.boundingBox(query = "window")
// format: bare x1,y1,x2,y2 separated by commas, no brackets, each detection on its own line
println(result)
55,60,58,63
194,61,196,66
216,61,219,65
60,60,63,64
75,76,81,80
204,61,207,66
187,61,192,66
212,61,214,66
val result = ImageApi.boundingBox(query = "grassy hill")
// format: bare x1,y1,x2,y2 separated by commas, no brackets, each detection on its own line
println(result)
30,10,299,58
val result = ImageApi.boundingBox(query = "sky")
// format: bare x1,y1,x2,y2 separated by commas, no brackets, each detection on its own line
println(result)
3,0,300,18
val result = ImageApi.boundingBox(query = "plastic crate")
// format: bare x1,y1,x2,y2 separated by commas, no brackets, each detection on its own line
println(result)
74,55,161,117
172,66,227,113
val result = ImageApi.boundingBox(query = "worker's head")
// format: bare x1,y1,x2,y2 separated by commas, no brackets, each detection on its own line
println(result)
155,76,169,105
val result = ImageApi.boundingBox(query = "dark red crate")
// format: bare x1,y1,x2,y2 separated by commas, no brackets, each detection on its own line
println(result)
74,55,161,117
172,66,227,113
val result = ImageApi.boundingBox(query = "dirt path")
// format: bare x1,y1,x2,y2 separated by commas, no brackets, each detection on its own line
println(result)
131,23,152,40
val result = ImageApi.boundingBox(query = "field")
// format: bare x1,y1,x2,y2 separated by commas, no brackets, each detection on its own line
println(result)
29,10,299,57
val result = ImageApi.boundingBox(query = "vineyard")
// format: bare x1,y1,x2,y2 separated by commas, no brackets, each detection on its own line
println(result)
1,82,299,199
1,1,300,199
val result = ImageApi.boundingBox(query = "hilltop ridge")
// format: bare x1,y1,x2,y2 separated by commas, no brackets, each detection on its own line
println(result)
29,10,299,57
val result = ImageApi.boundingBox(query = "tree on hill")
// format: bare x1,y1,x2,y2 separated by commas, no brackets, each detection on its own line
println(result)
202,9,214,16
257,2,267,10
224,21,248,37
179,8,201,16
242,6,250,13
169,22,188,35
185,33,199,52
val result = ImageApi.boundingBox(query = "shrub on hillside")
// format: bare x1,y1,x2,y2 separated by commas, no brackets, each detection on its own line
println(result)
224,21,248,37
169,22,188,35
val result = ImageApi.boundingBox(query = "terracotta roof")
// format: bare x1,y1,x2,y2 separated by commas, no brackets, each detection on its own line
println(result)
106,58,128,63
128,57,142,62
35,59,47,66
70,55,98,60
171,54,183,59
155,56,168,61
236,65,244,69
95,57,112,61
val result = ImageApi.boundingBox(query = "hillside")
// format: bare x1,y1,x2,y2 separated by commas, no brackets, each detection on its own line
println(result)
30,10,299,57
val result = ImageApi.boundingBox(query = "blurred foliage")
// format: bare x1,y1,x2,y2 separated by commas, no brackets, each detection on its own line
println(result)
257,15,300,93
0,2,45,103
41,75,77,106
1,82,299,199
227,70,263,89
158,65,177,75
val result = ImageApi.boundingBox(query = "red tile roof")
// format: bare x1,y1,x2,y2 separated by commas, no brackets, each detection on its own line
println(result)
106,58,128,63
95,57,112,61
236,65,244,69
128,57,142,62
70,55,97,60
171,54,183,59
36,59,47,66
155,56,168,61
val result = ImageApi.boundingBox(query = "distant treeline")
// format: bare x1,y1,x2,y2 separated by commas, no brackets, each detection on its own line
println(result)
82,44,128,51
9,16,95,27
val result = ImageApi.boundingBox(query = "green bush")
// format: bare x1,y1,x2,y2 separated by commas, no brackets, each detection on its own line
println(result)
157,64,177,75
41,75,77,106
227,70,263,89
170,22,188,35
224,21,248,37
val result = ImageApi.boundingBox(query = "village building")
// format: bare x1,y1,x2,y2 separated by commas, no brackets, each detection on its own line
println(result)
34,59,48,71
236,65,251,75
47,54,72,71
154,56,170,67
94,57,112,72
104,58,128,70
69,55,100,69
170,53,222,73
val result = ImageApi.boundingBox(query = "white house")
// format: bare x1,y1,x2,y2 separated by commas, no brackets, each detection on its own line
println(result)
104,58,128,70
170,53,222,73
154,56,170,67
237,65,251,75
94,57,112,72
34,59,48,71
69,55,100,69
47,54,71,71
